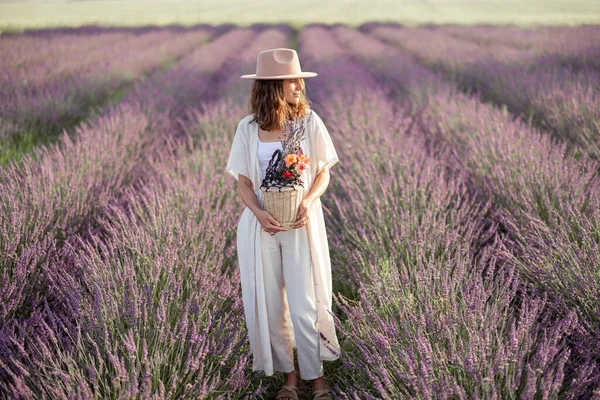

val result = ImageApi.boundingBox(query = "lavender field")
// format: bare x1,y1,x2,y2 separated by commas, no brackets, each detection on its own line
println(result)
1,23,600,399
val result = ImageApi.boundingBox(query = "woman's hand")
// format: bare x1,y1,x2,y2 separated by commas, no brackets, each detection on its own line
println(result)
291,198,313,229
256,210,288,235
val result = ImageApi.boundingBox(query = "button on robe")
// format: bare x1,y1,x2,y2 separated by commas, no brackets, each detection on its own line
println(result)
224,110,341,375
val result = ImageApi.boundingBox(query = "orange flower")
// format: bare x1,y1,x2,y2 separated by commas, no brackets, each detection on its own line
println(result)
284,153,298,168
295,162,308,174
298,153,311,165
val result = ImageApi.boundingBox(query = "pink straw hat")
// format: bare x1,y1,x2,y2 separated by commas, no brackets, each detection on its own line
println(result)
240,48,317,80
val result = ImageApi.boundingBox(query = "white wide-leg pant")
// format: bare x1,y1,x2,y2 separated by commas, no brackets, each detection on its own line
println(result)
260,225,324,381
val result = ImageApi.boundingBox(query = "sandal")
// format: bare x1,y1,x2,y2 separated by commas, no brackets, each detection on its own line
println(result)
276,384,299,400
312,385,332,400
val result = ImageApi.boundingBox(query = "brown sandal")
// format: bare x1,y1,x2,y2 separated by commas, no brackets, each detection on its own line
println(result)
276,384,299,400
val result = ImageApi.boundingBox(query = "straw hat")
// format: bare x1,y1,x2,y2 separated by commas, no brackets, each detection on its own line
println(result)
240,48,317,80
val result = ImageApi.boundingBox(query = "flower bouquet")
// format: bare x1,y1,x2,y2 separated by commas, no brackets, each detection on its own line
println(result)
260,111,313,227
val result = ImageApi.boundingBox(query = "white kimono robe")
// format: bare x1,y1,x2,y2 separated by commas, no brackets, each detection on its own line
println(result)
225,109,341,375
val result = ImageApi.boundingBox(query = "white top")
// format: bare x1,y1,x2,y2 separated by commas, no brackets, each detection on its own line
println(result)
225,110,341,375
257,137,282,182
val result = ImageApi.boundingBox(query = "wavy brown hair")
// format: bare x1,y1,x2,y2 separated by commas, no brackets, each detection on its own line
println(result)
249,79,311,131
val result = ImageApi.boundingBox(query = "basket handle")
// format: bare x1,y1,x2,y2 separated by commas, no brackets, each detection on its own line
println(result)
260,149,283,190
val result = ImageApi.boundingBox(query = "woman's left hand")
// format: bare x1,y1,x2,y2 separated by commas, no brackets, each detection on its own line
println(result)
291,198,313,228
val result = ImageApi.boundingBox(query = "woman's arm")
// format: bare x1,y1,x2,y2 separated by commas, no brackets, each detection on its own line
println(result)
237,175,262,216
305,166,331,204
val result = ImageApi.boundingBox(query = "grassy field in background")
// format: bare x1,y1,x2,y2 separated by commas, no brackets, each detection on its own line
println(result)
1,0,600,32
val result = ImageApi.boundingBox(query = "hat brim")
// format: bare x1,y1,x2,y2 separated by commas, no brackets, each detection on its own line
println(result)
240,72,318,80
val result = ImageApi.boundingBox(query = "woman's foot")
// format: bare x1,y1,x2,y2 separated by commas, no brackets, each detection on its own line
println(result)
312,374,326,390
312,375,331,400
276,370,298,400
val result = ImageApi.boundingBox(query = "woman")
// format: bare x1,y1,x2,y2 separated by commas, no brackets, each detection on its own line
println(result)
225,48,341,400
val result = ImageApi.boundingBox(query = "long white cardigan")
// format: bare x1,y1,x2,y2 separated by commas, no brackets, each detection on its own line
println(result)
225,109,341,375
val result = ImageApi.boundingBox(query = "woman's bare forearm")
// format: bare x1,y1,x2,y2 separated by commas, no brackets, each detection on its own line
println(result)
237,179,263,216
305,167,330,204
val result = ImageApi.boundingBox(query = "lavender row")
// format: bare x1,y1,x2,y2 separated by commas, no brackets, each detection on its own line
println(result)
0,24,284,325
0,25,178,38
367,25,600,161
0,28,261,394
0,27,296,398
1,30,129,74
329,25,600,394
0,26,214,89
336,24,600,330
327,88,583,400
0,27,214,164
0,26,186,70
0,26,257,277
0,102,264,397
118,27,260,133
297,26,593,399
434,25,600,70
298,25,395,292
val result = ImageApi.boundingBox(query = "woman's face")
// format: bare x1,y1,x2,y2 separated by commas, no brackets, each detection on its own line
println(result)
282,78,304,105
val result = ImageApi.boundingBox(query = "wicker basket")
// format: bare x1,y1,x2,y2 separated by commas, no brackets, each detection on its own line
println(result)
261,186,303,227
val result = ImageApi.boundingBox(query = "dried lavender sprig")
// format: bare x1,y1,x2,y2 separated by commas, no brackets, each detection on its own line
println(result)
279,109,313,155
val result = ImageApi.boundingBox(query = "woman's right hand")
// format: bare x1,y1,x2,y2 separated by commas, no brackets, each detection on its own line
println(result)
256,210,288,235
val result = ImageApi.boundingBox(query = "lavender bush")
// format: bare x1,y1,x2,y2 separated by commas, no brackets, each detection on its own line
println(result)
326,24,600,396
0,27,259,398
369,25,600,161
0,27,214,165
0,101,266,398
434,25,600,71
298,25,599,399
